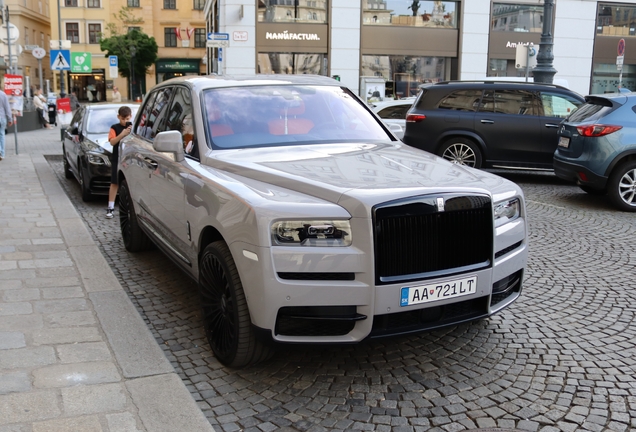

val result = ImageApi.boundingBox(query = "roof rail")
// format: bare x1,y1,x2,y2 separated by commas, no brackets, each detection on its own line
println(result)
424,80,568,90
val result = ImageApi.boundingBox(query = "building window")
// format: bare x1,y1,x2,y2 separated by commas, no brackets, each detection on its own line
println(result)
65,0,78,6
128,26,141,33
362,0,457,27
128,0,140,6
193,0,205,10
87,0,100,7
194,28,206,48
597,3,636,36
25,27,29,45
492,3,543,32
258,0,328,24
258,53,325,75
164,0,176,9
165,28,177,47
66,23,80,43
88,24,101,44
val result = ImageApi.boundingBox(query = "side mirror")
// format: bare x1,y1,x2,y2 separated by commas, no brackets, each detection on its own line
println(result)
153,130,185,162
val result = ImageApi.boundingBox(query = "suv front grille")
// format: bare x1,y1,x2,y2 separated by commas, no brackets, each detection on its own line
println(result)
374,194,493,285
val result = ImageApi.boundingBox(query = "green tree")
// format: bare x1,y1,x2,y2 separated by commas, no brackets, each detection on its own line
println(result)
100,30,158,80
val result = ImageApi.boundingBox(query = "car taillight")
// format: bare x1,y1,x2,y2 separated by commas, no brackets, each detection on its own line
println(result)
576,124,622,137
406,114,426,123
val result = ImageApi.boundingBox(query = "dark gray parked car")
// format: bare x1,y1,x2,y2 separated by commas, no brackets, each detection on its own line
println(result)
62,103,139,201
403,81,584,169
554,92,636,211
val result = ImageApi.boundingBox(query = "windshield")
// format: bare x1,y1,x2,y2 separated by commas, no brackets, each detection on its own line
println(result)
86,106,139,134
202,85,392,149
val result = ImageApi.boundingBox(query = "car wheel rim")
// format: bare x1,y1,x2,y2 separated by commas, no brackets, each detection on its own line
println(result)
200,253,236,359
618,167,636,206
442,144,476,167
119,187,132,245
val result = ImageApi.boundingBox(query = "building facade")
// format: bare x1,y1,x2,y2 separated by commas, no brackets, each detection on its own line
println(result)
202,0,636,99
1,0,52,95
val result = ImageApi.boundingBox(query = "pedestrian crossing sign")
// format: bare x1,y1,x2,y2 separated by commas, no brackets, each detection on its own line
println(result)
50,50,71,70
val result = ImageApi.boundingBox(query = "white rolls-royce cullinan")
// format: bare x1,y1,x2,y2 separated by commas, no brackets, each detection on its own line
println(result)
117,75,528,368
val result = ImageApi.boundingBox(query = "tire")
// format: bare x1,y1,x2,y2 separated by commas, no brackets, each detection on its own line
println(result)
439,137,483,168
607,160,636,212
79,160,93,202
579,185,606,196
199,241,272,368
118,179,152,252
62,147,73,179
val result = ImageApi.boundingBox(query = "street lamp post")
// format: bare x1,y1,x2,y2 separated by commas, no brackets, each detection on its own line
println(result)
56,0,66,97
129,45,136,101
533,0,558,84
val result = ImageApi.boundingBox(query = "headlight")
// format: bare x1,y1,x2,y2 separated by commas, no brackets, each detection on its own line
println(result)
271,220,352,246
494,198,520,227
87,152,110,166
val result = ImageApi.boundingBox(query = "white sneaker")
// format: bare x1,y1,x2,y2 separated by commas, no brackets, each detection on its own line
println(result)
106,208,114,219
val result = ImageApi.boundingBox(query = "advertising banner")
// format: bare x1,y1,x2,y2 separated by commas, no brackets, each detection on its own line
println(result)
57,98,71,114
3,74,23,116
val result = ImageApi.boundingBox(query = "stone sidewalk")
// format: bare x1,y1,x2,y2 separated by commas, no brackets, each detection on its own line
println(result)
0,128,214,431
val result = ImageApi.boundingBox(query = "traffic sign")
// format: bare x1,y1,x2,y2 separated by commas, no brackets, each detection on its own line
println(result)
50,40,71,50
50,49,71,70
207,32,230,48
618,38,626,56
109,55,118,67
108,55,118,79
71,52,92,72
0,23,19,44
208,32,229,41
32,47,46,59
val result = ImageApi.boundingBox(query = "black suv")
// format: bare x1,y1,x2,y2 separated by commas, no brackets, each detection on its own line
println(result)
402,81,585,169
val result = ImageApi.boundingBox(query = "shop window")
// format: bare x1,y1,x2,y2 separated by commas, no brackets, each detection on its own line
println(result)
362,0,457,28
87,0,100,7
164,0,176,9
25,27,29,45
258,53,325,75
258,0,328,24
165,28,177,47
194,28,206,48
597,3,636,37
88,24,101,44
66,23,79,43
128,0,140,6
492,3,542,32
361,55,448,98
193,0,205,10
65,0,78,6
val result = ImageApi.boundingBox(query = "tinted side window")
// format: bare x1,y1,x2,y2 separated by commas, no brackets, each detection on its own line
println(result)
377,105,410,119
138,88,174,139
540,92,582,118
164,87,197,159
135,91,158,136
479,90,539,115
438,90,482,111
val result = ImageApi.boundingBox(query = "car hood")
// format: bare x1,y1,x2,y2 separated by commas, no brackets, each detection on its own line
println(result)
85,133,113,152
203,142,520,217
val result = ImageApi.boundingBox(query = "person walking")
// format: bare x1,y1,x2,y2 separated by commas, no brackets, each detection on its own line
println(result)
33,89,51,129
70,91,80,111
106,106,132,218
112,87,122,103
0,89,13,161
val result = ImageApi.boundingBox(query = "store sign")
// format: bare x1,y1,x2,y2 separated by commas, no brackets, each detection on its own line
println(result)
506,41,533,49
156,60,200,73
265,31,321,41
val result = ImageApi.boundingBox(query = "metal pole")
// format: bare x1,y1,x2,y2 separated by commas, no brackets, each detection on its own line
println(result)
56,0,66,97
5,6,18,154
525,46,530,83
38,59,43,94
533,0,557,84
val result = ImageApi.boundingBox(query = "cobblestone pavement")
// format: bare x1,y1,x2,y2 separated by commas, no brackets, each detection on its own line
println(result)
47,157,636,432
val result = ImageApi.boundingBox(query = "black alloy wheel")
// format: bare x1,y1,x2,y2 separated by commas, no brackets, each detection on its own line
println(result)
79,160,93,202
439,137,483,168
199,241,272,368
62,147,73,179
118,179,152,251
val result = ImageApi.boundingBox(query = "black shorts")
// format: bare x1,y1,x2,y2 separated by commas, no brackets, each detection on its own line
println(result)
110,144,119,185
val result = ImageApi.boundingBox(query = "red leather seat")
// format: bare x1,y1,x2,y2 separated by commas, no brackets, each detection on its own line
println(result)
208,104,234,137
268,100,314,135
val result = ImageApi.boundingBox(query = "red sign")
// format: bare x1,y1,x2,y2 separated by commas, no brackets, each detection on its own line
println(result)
57,98,71,114
618,38,626,56
3,74,23,96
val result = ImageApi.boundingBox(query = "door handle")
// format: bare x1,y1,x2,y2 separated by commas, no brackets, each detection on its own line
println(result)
545,123,560,128
480,119,494,124
144,157,158,169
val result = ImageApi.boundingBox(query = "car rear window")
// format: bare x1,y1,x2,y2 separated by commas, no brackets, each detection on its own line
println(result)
202,85,391,149
566,98,613,123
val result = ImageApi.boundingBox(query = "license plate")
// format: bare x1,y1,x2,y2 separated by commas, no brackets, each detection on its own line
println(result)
400,276,477,307
558,136,570,148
